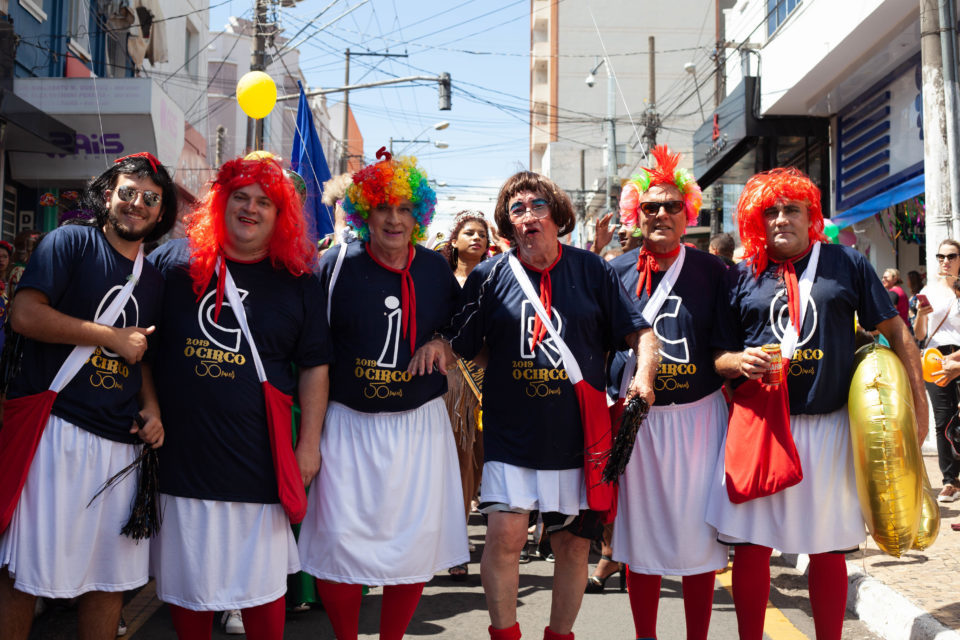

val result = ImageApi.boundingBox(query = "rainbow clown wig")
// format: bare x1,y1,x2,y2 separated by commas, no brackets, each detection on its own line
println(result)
619,145,702,234
342,147,437,243
737,167,826,276
186,154,316,298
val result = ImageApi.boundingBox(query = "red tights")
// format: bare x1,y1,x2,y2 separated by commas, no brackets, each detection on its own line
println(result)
314,580,425,640
626,569,716,640
732,545,846,640
168,596,285,640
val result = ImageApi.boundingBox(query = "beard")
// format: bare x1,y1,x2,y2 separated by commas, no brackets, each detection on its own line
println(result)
107,206,157,242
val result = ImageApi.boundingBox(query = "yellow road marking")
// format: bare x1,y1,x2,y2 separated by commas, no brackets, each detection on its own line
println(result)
715,564,810,640
124,580,163,638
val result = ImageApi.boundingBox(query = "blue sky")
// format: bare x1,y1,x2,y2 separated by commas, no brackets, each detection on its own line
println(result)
209,0,532,233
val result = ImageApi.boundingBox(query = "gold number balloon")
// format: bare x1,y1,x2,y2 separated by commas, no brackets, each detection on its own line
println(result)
912,472,941,550
847,343,924,557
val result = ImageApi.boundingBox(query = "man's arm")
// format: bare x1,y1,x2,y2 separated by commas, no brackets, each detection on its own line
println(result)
132,363,164,448
295,364,329,488
10,288,154,364
714,346,772,380
625,327,658,405
877,316,929,443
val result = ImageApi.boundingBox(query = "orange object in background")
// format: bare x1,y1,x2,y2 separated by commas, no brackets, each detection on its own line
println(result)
922,348,945,385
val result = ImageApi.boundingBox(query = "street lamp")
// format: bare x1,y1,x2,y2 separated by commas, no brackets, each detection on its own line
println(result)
684,62,706,122
394,121,450,154
389,138,450,154
586,57,617,214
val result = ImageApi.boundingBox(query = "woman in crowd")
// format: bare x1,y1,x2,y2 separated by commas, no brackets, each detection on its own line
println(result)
882,268,910,326
439,210,491,581
416,171,657,640
300,149,468,640
914,239,960,503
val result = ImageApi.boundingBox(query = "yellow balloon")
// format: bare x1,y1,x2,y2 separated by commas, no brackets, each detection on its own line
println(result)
847,343,923,557
913,472,941,550
236,71,277,119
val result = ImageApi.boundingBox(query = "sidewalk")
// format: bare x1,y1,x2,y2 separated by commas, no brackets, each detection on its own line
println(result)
785,453,960,640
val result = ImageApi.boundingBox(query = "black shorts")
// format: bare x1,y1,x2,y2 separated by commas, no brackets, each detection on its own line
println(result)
479,502,605,541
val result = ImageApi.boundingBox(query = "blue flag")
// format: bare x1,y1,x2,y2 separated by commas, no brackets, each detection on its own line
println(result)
291,81,334,239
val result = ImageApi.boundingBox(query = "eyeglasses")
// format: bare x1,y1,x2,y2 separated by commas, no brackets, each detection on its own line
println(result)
509,199,550,219
639,200,684,216
936,253,960,262
115,185,161,208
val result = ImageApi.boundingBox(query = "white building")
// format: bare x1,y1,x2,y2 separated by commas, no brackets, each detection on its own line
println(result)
695,0,927,279
530,0,734,246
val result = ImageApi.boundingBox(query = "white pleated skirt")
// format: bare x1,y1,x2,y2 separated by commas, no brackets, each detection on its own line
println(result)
298,398,469,585
613,390,728,575
150,495,299,610
705,407,867,554
0,415,149,598
480,461,588,515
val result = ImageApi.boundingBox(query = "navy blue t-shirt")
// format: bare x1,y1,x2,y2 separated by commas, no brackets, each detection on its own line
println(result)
717,243,897,414
447,247,647,470
9,225,164,443
317,241,458,412
150,239,331,503
607,247,736,404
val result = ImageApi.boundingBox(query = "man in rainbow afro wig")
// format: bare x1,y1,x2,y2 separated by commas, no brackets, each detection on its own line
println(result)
299,147,469,640
607,145,732,640
708,166,927,640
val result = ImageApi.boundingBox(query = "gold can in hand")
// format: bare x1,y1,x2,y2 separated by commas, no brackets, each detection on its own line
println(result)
762,343,783,386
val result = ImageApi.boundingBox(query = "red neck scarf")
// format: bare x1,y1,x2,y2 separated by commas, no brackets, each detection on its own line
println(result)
367,244,417,356
769,243,815,334
635,244,681,297
518,243,563,351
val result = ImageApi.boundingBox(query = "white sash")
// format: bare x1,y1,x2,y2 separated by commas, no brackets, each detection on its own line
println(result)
780,241,821,361
216,258,268,384
507,253,584,385
49,246,145,393
326,241,348,324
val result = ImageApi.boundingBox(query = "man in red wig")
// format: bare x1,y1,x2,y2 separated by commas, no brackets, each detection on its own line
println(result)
147,154,331,639
708,167,927,640
608,145,736,640
0,152,173,640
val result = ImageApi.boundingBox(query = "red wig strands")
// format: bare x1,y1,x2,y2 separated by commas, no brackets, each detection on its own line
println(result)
737,167,827,276
186,156,317,298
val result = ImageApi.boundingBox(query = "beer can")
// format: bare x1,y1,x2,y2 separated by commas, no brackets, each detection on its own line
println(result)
762,343,783,386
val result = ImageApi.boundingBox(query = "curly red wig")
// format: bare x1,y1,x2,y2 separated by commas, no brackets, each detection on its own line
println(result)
737,167,826,276
186,155,317,298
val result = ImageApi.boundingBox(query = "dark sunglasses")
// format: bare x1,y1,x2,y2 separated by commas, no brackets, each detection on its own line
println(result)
116,185,161,208
639,200,684,216
936,253,960,262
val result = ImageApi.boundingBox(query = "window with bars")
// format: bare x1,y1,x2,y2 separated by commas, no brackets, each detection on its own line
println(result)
767,0,800,37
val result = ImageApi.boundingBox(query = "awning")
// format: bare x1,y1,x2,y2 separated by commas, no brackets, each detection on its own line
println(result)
830,173,925,228
0,87,75,154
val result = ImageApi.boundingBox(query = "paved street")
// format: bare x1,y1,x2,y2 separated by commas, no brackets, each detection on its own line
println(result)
27,512,887,640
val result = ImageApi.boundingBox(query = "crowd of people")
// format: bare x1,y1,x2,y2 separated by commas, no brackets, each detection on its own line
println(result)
0,142,932,640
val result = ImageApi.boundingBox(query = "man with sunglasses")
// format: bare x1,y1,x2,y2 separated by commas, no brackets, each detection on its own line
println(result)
606,146,735,640
708,167,926,640
0,153,175,640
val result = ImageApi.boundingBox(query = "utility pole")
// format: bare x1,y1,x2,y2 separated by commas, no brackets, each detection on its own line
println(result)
339,48,351,173
939,0,960,239
246,0,269,152
921,0,953,276
337,50,410,173
641,36,660,155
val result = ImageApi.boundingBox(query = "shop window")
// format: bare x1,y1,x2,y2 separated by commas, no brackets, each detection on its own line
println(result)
67,0,91,61
767,0,800,38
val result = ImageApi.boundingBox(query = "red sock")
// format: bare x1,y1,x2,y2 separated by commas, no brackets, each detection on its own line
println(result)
315,580,363,640
808,553,847,640
681,571,716,640
240,596,285,639
731,545,772,640
489,622,522,640
168,605,214,640
380,582,425,640
626,569,661,639
543,627,573,640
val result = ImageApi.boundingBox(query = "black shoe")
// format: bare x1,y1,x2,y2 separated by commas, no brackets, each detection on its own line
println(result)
519,547,531,563
585,555,623,593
